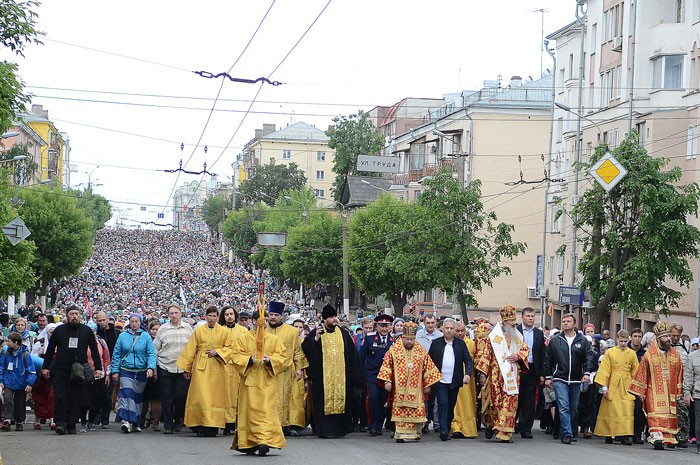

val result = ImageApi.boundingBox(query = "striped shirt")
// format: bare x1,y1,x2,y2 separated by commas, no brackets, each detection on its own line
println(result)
153,321,193,373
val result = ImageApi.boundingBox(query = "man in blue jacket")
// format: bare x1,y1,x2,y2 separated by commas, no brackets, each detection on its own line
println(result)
0,332,37,431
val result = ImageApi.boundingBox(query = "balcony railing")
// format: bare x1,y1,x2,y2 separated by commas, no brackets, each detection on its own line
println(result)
392,159,459,185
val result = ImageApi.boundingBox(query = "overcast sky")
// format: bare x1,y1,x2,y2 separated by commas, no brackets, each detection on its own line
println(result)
3,0,575,227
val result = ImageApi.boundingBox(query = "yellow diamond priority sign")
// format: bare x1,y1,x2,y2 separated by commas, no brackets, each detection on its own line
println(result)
589,152,627,192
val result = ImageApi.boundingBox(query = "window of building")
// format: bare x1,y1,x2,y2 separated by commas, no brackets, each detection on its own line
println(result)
556,118,563,142
550,206,562,233
314,189,325,198
282,149,291,159
557,255,565,282
568,54,574,80
317,151,326,161
694,0,700,23
591,23,597,50
652,55,684,89
316,170,325,180
637,121,646,145
559,69,565,93
549,256,556,284
687,125,698,159
603,10,610,42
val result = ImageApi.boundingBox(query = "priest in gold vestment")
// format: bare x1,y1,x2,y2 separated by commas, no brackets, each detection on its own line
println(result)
377,322,442,442
594,329,638,444
218,305,250,435
629,321,683,450
476,305,529,443
266,301,309,435
231,310,290,456
450,321,478,438
176,306,235,437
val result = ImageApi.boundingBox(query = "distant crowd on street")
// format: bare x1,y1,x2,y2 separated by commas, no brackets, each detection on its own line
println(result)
1,229,700,456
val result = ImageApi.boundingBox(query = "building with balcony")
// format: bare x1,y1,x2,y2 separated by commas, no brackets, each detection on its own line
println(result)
239,122,335,201
387,75,553,316
547,0,700,333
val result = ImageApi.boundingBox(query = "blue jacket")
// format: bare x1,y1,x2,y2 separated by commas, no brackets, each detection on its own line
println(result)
110,329,157,373
0,345,37,390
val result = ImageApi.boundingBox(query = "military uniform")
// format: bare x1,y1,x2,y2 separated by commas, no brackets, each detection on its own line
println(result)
359,314,394,435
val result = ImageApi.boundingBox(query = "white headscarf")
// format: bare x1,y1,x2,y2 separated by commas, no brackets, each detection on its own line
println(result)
32,322,62,355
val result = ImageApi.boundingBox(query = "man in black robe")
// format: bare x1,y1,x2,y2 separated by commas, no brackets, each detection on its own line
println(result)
302,305,365,438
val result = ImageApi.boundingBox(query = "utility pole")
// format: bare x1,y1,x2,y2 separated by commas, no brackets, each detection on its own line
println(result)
541,40,556,328
341,207,349,319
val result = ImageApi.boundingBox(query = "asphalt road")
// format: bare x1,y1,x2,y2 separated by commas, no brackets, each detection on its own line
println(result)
2,423,700,465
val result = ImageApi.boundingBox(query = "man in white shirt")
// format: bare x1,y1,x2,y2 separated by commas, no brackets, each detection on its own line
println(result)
416,315,443,432
153,304,193,434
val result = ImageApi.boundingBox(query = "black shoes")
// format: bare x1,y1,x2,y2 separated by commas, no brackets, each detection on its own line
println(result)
678,440,689,449
258,445,270,457
484,428,494,439
369,429,382,436
605,437,613,444
653,440,664,450
520,431,533,439
439,431,449,441
451,432,465,439
561,435,572,445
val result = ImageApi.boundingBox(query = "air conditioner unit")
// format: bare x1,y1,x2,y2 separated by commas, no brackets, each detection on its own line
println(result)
527,287,539,300
612,36,623,51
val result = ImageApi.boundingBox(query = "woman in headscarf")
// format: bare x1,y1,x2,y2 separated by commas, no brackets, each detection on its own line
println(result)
13,317,34,351
141,319,162,432
31,323,61,430
392,317,405,339
110,313,157,433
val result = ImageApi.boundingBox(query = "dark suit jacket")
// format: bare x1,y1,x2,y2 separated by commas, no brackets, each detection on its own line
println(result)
517,323,545,378
428,336,473,390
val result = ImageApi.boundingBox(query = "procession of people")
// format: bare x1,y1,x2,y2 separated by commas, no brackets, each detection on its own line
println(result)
2,228,700,457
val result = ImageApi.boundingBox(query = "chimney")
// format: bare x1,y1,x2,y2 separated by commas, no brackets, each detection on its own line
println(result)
509,75,523,87
262,123,276,135
32,104,49,118
255,129,262,139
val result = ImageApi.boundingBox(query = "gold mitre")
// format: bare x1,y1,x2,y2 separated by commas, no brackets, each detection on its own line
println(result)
653,321,671,338
499,305,517,322
403,321,418,337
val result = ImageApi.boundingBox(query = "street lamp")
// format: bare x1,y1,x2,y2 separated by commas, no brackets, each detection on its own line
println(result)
283,195,308,221
87,165,100,190
360,179,390,193
0,155,27,163
554,103,603,142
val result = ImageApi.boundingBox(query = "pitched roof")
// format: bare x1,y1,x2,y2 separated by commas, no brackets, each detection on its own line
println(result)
263,121,329,143
341,175,393,208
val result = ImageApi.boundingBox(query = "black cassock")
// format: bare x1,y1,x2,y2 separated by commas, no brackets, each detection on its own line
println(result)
302,327,365,438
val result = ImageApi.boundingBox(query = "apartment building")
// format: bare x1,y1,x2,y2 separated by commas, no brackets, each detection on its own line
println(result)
239,121,335,201
547,0,700,332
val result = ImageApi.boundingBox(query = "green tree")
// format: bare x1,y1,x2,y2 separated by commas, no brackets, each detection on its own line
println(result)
72,188,112,232
0,175,35,295
221,204,262,262
0,0,42,133
239,159,307,206
417,170,527,321
17,186,94,294
201,194,226,238
327,110,385,201
571,134,700,329
347,194,430,313
249,188,316,279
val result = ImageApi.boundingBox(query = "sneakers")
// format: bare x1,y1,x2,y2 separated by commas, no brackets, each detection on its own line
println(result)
101,423,110,429
87,423,96,431
133,425,142,433
79,425,88,434
1,420,11,432
120,421,132,433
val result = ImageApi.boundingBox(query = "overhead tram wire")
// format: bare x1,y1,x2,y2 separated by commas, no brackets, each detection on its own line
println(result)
160,0,277,215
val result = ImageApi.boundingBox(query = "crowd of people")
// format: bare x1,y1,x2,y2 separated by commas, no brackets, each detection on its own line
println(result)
1,229,700,457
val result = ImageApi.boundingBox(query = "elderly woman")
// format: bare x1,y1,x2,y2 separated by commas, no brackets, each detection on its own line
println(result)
110,313,157,433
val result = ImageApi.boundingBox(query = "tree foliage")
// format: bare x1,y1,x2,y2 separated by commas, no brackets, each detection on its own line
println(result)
416,170,526,321
201,194,227,237
0,143,38,184
0,0,42,133
572,133,700,328
327,110,385,201
17,186,94,292
0,173,35,294
221,204,262,262
347,194,430,313
72,188,112,232
238,159,307,206
280,212,342,286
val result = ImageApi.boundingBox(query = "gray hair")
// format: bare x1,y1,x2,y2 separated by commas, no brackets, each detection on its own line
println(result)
442,318,456,326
